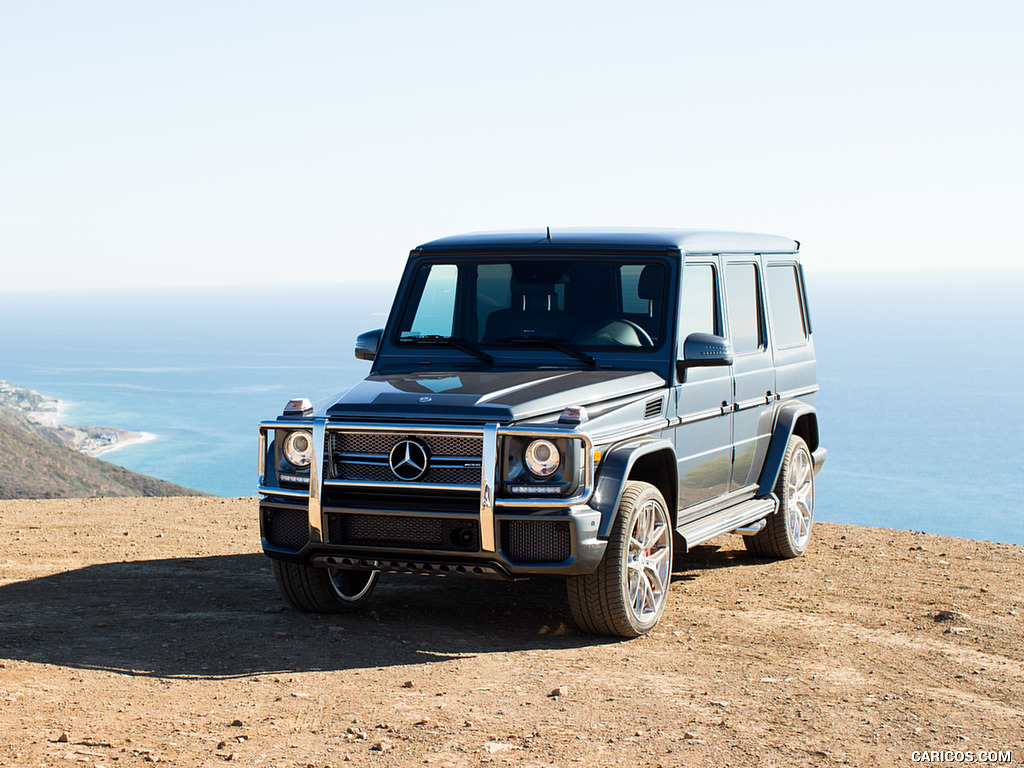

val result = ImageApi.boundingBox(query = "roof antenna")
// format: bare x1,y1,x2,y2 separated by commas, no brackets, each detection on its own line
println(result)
546,226,551,242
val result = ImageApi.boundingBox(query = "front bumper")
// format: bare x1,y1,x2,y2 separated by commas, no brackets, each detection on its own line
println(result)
259,496,607,578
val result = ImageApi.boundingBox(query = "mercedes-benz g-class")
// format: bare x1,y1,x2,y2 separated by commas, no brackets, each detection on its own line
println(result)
258,228,825,637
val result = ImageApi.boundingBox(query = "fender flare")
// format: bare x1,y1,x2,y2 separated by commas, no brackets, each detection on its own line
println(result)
591,437,677,538
757,401,819,496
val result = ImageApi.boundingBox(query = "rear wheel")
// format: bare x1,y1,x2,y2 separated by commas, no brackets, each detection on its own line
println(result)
567,481,673,637
272,560,378,613
746,435,814,558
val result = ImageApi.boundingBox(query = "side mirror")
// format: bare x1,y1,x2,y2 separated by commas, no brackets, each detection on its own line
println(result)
677,332,734,377
354,329,383,361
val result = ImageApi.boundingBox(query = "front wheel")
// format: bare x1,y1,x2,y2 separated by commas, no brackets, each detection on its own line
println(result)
567,481,673,637
745,435,814,558
272,560,378,613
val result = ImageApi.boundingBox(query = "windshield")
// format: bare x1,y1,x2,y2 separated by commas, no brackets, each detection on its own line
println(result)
395,258,670,352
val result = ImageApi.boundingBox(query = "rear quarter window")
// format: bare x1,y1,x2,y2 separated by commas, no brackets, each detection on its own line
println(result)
765,264,808,347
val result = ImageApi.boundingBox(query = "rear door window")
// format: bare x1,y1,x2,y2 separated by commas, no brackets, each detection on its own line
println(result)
724,262,765,354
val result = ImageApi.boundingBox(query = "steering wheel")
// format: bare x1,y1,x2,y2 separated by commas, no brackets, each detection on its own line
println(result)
619,318,654,347
573,319,654,347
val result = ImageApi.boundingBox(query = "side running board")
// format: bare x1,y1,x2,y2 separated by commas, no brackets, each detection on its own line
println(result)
675,496,778,552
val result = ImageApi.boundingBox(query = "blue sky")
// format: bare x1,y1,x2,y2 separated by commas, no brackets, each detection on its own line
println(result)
2,1,1021,290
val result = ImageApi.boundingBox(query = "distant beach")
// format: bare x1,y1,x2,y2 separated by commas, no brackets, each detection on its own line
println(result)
0,380,152,458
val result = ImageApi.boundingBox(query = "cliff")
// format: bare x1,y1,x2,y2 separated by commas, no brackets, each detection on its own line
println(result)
0,407,201,499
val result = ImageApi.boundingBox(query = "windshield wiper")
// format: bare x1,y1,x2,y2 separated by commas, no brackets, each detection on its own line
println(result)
494,336,597,369
401,335,494,364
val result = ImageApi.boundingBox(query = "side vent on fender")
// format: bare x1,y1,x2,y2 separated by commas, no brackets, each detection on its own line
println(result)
644,397,663,419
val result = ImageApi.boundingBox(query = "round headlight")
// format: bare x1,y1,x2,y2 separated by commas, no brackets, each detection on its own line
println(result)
524,439,560,477
282,430,313,467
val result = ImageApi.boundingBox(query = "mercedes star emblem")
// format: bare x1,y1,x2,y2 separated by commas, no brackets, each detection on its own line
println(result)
389,439,430,481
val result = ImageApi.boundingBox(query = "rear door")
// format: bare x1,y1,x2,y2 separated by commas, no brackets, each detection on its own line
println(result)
723,259,775,491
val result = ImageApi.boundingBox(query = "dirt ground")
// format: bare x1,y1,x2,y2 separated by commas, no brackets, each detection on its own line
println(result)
0,497,1021,768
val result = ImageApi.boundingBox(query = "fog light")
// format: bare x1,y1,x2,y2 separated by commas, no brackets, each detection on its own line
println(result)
508,485,562,495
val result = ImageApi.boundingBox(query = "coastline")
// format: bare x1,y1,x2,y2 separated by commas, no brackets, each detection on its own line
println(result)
0,380,152,458
90,429,157,457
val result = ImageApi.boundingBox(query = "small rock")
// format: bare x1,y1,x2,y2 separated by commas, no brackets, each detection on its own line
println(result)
933,610,963,622
481,742,517,754
230,719,243,727
548,686,569,698
291,692,310,698
371,739,393,752
57,732,71,743
217,741,227,749
402,680,416,689
683,731,697,740
414,718,431,726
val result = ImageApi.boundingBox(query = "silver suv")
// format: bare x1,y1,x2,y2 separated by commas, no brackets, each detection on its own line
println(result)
258,228,825,636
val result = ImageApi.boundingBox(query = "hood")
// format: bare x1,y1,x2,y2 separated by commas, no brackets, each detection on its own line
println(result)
324,369,665,423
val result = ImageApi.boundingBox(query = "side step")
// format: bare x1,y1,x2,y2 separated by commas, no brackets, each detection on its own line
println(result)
676,496,777,552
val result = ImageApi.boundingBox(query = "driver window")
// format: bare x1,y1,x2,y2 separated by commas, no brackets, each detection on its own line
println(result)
679,263,718,340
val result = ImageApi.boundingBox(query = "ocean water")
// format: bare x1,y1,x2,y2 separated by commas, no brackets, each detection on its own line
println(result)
0,271,1021,545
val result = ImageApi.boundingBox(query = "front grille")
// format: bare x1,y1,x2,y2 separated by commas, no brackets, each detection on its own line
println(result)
327,513,480,552
501,519,572,563
263,507,309,550
329,432,482,459
332,461,480,485
328,430,483,486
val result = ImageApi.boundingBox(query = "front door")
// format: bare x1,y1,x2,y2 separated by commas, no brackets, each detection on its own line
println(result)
673,259,734,517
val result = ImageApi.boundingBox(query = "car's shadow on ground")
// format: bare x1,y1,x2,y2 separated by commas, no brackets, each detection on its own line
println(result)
672,539,769,582
0,543,760,679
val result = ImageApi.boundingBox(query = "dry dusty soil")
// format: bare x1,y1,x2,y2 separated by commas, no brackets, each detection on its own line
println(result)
0,497,1021,768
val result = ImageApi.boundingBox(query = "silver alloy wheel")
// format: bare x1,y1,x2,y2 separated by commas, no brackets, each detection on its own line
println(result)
785,443,814,550
327,568,377,603
626,498,672,624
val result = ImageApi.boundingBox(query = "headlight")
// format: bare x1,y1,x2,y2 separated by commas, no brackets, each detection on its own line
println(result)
524,439,560,477
282,430,313,467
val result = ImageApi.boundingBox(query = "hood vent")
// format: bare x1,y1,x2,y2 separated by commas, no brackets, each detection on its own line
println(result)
644,397,663,419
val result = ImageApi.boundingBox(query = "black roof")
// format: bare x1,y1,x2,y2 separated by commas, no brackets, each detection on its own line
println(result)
415,228,799,255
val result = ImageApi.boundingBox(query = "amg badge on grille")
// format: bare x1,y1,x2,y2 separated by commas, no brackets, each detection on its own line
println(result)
389,439,430,481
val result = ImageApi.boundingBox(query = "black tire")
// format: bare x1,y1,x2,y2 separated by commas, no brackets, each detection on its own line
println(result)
272,560,378,613
566,481,673,637
746,435,814,558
